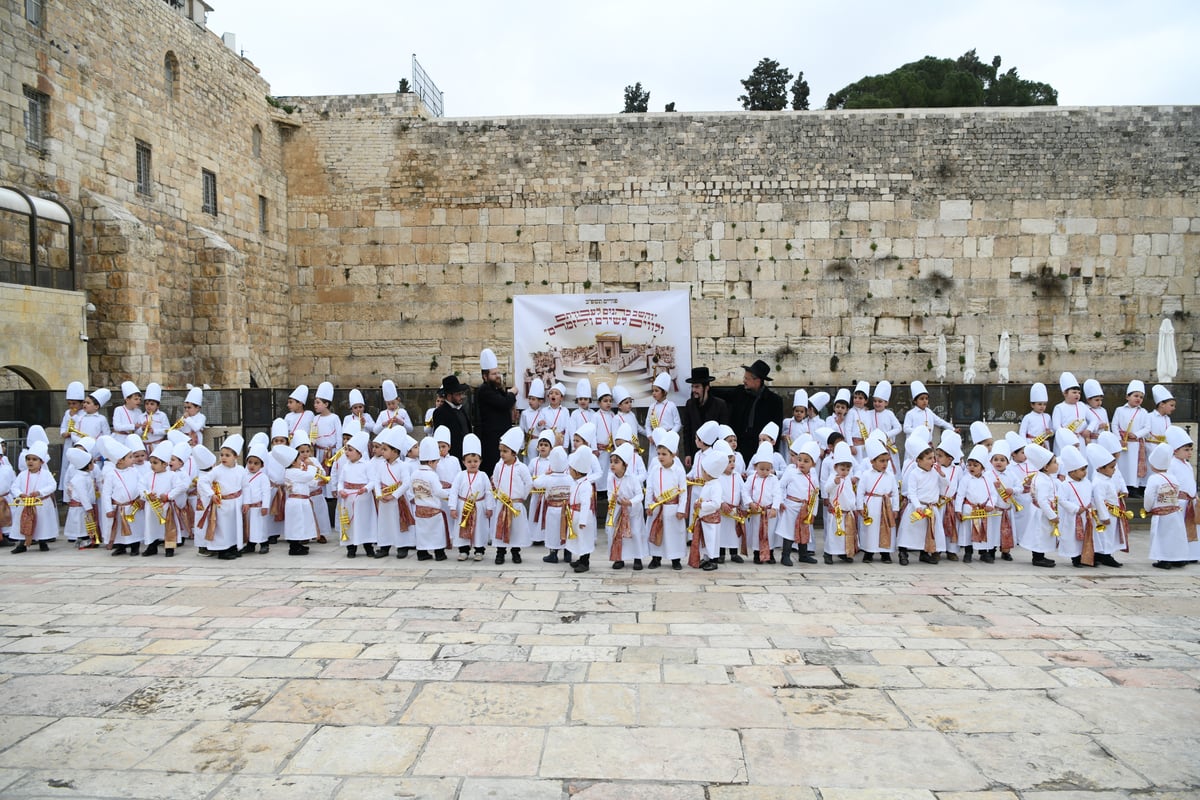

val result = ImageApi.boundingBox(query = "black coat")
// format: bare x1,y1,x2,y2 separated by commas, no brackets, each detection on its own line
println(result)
729,387,784,463
475,381,516,474
680,394,730,461
431,402,472,463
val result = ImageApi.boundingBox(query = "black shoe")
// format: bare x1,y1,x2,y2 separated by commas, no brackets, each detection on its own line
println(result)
633,559,643,570
899,550,909,565
752,552,762,564
612,560,624,570
111,544,127,557
838,555,853,563
1001,551,1013,561
797,545,817,564
238,543,254,555
268,535,280,544
730,554,744,564
648,556,662,569
780,543,793,567
258,544,268,554
346,545,357,559
963,548,973,564
823,553,833,565
980,550,994,564
197,547,208,555
434,549,447,561
217,548,238,560
1071,556,1082,568
573,555,590,573
512,549,522,564
1102,554,1123,567
11,543,27,554
129,543,141,556
671,559,682,570
1152,561,1172,569
495,549,507,565
919,551,936,564
700,558,718,571
1032,557,1056,568
862,552,874,563
166,548,176,557
298,545,310,554
38,541,50,552
0,538,11,548
543,551,559,564
396,547,409,559
945,552,958,561
717,552,726,564
374,546,391,558
417,550,433,561
364,544,376,558
880,553,892,564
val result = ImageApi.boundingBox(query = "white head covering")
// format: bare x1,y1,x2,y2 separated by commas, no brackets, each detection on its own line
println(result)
760,421,780,442
796,441,821,463
248,443,269,464
66,447,94,469
316,381,334,403
25,440,50,463
711,440,733,457
965,444,990,465
615,423,634,444
1166,426,1192,450
342,418,362,438
433,425,452,445
249,432,269,450
1152,384,1173,405
1024,443,1053,471
910,380,929,398
1059,372,1081,394
701,449,729,479
462,433,482,457
1029,383,1048,404
66,381,86,401
1148,443,1173,471
1005,431,1026,453
990,440,1011,460
382,379,399,402
809,391,829,413
815,427,834,448
1055,427,1079,448
575,422,597,449
831,441,854,465
290,430,311,449
270,418,288,440
480,348,499,371
872,381,892,402
938,430,963,461
612,385,632,406
567,447,592,474
89,387,112,408
750,441,775,466
550,382,567,397
348,389,365,408
612,442,636,467
289,384,309,404
185,387,203,406
575,378,592,399
905,436,930,461
125,433,146,453
192,445,217,471
969,421,993,444
1059,445,1088,474
26,425,48,447
222,434,244,455
171,442,192,463
1125,380,1145,396
347,432,371,456
865,439,889,462
165,430,187,446
717,424,735,442
1097,431,1122,455
792,389,809,409
548,446,569,473
527,378,546,399
834,388,851,406
653,373,672,393
595,382,612,399
537,430,556,448
500,428,524,454
120,381,140,399
853,381,870,397
418,438,440,462
144,382,162,403
1083,379,1103,399
148,441,173,462
657,430,680,454
270,445,298,468
1085,442,1115,471
696,420,721,446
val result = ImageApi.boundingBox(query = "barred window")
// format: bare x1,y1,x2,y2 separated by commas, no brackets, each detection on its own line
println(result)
258,195,269,233
202,169,217,215
25,0,43,25
164,52,179,99
23,87,47,150
136,140,153,196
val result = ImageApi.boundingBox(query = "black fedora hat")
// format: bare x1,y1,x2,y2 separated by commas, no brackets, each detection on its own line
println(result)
742,360,773,381
684,366,715,385
440,375,470,394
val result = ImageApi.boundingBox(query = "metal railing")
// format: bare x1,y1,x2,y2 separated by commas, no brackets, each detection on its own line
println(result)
411,54,443,117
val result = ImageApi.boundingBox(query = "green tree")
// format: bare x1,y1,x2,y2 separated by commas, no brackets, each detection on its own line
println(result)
790,72,810,110
664,101,676,112
825,50,1057,110
397,78,411,93
739,58,792,110
622,82,650,113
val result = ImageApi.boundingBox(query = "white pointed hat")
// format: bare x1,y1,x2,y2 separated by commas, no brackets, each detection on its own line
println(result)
121,381,140,399
66,381,85,401
653,373,671,393
144,382,162,403
480,348,499,371
289,384,309,404
382,379,399,402
316,381,334,403
1029,383,1048,403
186,386,203,406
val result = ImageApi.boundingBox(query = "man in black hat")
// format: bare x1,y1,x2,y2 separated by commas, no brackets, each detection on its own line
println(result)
680,366,730,469
432,375,473,463
729,359,784,463
475,349,517,474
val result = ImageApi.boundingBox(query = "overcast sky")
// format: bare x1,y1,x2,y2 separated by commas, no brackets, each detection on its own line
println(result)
208,0,1198,117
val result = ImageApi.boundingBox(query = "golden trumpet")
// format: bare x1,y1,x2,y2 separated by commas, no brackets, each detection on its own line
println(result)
170,416,187,432
66,418,84,438
459,496,476,529
649,412,659,430
324,447,344,469
999,487,1024,513
339,504,351,541
804,490,818,525
834,502,846,537
606,501,617,529
1032,430,1052,445
492,488,521,517
857,421,869,443
1067,419,1084,433
909,506,933,523
646,487,681,512
14,496,43,508
1139,508,1148,519
144,492,168,525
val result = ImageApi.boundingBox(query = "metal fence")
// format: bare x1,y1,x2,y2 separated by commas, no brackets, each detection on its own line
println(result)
411,54,443,117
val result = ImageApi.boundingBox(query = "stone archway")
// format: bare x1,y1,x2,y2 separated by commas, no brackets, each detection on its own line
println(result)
0,365,47,390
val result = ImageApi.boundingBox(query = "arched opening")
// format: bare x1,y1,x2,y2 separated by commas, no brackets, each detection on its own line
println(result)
164,51,179,99
1,365,49,390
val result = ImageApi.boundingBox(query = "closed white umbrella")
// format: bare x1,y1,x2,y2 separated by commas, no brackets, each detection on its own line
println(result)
1157,318,1178,383
962,335,977,384
997,331,1011,383
935,334,947,381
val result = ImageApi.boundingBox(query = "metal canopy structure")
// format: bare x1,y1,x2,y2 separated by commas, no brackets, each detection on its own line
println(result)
0,186,76,290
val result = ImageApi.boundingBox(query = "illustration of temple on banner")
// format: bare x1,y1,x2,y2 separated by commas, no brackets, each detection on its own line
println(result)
513,291,692,407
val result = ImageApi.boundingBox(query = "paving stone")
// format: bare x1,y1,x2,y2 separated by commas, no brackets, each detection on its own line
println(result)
639,684,787,728
106,677,281,720
571,684,637,725
951,732,1150,790
414,726,546,777
1093,734,1200,789
777,688,910,729
402,682,569,726
0,768,224,799
1050,687,1200,733
889,689,1090,733
0,717,189,770
333,776,460,798
0,674,148,717
458,777,565,800
541,726,745,782
207,774,344,800
284,725,429,775
252,679,414,725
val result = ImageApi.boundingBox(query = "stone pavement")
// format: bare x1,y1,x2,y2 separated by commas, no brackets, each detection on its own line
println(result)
0,538,1197,800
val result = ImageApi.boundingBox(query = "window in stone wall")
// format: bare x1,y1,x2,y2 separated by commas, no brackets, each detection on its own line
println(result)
164,52,179,99
25,0,43,25
136,140,153,197
23,87,47,152
202,169,217,216
252,125,262,158
259,195,269,233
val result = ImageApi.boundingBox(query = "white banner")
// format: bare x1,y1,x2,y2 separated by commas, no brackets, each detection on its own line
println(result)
513,290,692,408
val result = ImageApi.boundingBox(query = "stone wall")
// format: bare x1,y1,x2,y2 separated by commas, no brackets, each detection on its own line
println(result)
0,283,89,389
282,99,1198,389
2,0,290,389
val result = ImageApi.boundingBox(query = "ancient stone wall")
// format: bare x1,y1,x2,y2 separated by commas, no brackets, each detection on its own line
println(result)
282,99,1198,389
2,0,290,388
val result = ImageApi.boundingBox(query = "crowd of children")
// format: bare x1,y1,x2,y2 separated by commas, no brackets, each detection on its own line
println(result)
2,367,1196,572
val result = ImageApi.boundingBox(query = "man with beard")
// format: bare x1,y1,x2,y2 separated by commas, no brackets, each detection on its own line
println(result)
432,375,473,463
729,359,784,464
680,366,730,469
475,348,517,474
